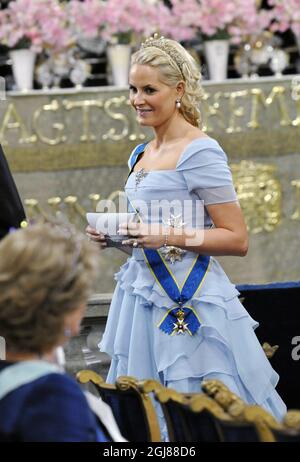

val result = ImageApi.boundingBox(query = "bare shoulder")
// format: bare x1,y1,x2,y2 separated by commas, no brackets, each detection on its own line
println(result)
185,128,209,143
179,129,209,151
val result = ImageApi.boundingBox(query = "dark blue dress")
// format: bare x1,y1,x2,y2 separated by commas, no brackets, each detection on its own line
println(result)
0,361,109,442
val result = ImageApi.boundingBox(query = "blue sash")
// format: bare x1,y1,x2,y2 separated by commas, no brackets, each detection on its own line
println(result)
126,145,211,336
127,142,148,173
143,248,210,335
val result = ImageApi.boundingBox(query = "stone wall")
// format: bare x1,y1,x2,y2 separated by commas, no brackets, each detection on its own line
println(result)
64,294,111,378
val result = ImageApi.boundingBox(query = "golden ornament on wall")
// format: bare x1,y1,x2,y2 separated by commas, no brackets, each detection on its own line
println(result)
231,161,282,233
290,180,300,220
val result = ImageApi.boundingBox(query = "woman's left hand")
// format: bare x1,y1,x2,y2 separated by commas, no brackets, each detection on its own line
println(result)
118,221,166,249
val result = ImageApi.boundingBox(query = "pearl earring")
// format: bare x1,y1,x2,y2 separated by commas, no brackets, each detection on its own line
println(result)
176,99,181,109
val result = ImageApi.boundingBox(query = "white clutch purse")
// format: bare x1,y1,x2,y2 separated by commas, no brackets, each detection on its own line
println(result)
86,212,137,247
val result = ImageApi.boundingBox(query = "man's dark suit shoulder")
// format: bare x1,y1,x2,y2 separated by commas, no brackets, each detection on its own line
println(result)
0,145,25,239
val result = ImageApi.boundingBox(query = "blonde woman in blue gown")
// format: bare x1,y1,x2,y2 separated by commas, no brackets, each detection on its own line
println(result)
87,35,286,435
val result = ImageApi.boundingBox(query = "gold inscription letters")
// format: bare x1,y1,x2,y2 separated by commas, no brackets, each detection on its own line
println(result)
1,83,300,147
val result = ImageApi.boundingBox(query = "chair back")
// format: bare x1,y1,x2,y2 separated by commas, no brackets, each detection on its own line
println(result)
201,379,281,442
216,419,261,442
77,371,161,442
142,381,228,442
273,410,300,442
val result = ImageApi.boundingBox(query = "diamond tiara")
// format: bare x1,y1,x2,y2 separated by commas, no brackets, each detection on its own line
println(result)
141,34,185,78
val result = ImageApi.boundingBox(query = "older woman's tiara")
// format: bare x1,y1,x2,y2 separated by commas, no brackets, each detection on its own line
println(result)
141,33,185,77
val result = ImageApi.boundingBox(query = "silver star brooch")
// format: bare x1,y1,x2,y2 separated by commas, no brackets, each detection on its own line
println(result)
160,245,186,264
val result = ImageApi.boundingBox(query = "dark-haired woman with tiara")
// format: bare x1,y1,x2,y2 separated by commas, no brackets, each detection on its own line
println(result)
87,35,286,439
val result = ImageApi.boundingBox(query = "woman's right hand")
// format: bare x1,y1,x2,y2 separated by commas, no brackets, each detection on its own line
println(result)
85,225,107,249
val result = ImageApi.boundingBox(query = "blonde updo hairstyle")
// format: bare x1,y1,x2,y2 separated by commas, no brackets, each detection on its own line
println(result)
131,37,204,127
0,222,98,355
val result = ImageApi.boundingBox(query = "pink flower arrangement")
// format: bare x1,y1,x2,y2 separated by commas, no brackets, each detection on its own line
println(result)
193,0,237,39
0,0,73,53
0,0,282,56
68,0,105,40
168,0,273,44
228,1,274,44
268,0,300,35
67,0,275,46
68,0,169,45
159,0,201,41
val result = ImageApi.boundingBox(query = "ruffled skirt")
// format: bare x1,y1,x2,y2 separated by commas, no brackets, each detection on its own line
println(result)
99,255,286,429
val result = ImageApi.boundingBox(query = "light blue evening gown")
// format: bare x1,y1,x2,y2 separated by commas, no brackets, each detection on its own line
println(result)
100,138,286,438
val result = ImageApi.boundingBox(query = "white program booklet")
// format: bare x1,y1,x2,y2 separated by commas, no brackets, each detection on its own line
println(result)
86,212,137,248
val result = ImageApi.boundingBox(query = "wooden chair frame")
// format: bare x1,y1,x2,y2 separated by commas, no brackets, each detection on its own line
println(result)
140,380,233,442
201,379,284,442
77,370,161,442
